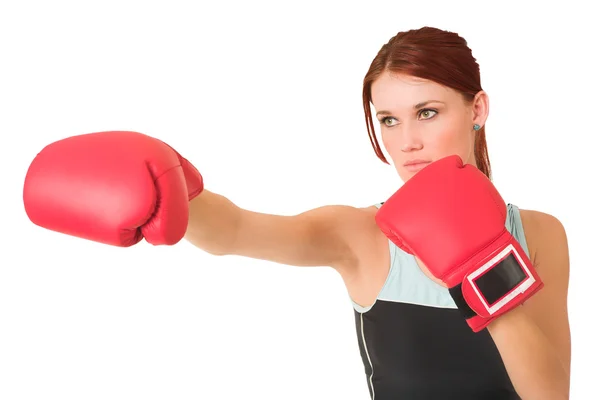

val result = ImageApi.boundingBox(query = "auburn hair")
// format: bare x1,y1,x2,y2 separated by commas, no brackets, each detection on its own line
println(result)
362,26,491,179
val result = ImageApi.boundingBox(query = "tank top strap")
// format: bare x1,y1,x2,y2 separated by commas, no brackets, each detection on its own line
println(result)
505,203,530,257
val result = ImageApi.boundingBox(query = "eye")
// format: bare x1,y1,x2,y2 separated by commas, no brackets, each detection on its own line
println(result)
418,108,438,120
379,116,398,127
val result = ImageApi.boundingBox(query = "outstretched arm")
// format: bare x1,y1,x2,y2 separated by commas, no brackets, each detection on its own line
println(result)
184,189,374,272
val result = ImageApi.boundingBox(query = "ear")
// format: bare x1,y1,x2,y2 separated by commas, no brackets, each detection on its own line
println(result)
472,90,489,128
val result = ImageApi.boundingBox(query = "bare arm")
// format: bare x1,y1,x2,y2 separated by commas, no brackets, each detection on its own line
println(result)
486,210,571,399
184,189,374,271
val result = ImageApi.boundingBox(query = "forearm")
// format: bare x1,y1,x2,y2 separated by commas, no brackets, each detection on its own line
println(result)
184,189,241,255
487,307,570,399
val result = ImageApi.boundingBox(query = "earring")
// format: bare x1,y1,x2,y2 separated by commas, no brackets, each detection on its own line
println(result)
473,124,481,131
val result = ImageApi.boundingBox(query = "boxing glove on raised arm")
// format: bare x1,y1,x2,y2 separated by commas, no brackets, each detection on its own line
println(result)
23,131,204,246
375,155,543,332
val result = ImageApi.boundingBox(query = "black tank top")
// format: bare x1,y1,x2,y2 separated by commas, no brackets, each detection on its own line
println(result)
352,203,525,399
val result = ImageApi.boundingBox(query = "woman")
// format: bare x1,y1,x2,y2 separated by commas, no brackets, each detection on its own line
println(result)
23,27,571,399
184,27,572,399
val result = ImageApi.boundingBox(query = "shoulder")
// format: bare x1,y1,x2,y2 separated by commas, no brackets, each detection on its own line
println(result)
518,208,569,271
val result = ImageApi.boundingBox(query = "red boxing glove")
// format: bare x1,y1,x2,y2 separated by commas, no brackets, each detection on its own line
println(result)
375,155,543,332
23,131,204,246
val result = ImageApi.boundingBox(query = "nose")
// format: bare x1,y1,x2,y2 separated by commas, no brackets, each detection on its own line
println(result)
400,128,423,152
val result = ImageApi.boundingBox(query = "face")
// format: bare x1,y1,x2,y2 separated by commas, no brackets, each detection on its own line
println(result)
371,71,489,182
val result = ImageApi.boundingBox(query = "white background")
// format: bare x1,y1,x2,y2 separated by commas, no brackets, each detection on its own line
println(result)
1,1,598,399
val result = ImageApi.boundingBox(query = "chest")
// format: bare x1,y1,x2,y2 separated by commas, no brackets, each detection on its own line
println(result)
354,300,520,399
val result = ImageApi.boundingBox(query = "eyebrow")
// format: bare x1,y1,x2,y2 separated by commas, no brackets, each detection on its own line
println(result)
375,100,444,117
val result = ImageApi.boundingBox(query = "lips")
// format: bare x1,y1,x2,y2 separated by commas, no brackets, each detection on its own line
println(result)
403,160,431,172
403,159,431,167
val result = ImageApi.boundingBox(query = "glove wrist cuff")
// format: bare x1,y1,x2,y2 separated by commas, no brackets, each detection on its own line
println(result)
448,233,544,332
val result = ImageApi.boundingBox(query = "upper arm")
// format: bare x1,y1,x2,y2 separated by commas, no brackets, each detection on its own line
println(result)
230,204,377,271
520,209,572,375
